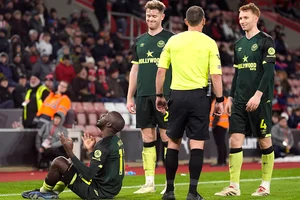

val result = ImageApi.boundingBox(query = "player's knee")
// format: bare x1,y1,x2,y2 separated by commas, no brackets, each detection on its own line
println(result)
229,134,244,148
52,156,70,172
141,128,156,142
258,137,272,149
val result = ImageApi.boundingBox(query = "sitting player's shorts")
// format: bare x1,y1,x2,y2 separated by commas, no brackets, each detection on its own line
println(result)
229,101,272,138
136,95,169,129
62,165,114,200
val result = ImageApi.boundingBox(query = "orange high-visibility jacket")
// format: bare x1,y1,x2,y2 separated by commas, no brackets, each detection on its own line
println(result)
209,97,229,129
36,92,71,119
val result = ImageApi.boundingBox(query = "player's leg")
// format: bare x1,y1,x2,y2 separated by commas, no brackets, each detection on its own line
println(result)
162,90,188,200
184,89,209,200
251,102,274,196
22,156,70,199
134,96,157,194
215,103,248,196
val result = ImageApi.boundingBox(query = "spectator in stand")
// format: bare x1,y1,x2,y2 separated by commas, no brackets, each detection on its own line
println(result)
0,74,14,108
96,68,112,102
106,68,125,102
28,29,40,50
10,10,23,36
38,32,53,56
21,11,33,46
32,53,52,81
93,0,107,31
56,45,70,64
23,74,49,128
275,33,288,55
70,45,82,70
272,112,280,126
44,74,54,91
288,108,300,129
30,10,43,34
35,80,71,128
12,74,27,108
272,117,300,158
10,53,27,82
71,68,89,102
85,55,96,70
110,52,128,75
120,71,129,98
0,52,17,87
36,112,68,169
91,37,114,60
219,44,233,66
25,42,40,66
78,9,95,34
0,13,10,33
55,54,76,84
0,28,10,54
86,69,98,102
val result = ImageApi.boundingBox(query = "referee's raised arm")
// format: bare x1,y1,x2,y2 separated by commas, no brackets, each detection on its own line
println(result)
155,5,224,200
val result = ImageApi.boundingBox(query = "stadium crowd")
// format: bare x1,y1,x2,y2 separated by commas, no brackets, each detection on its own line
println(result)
0,0,299,131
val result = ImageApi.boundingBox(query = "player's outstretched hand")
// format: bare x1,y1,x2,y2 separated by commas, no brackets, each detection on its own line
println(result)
59,133,73,152
156,97,168,114
82,132,96,153
126,99,136,114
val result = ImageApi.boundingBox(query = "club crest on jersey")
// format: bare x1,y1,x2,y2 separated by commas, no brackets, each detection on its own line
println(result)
157,40,165,48
251,44,258,51
94,150,102,158
268,47,275,55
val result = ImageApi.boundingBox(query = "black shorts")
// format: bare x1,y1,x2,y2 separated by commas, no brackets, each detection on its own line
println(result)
63,165,112,200
168,89,210,140
136,96,168,129
229,101,272,138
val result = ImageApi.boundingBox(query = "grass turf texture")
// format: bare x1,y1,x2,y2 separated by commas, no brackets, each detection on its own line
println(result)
0,169,299,200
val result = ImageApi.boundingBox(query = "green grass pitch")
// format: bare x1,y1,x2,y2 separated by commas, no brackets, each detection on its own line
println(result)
0,169,299,200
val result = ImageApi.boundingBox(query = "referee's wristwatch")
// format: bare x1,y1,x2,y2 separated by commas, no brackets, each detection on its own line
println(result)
156,93,163,97
216,96,224,103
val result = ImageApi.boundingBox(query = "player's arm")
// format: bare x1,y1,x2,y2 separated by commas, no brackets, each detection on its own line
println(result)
71,147,108,180
156,39,171,95
256,37,276,97
229,44,239,100
209,40,223,99
127,39,139,101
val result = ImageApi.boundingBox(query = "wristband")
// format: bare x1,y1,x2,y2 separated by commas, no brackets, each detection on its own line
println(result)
156,94,163,97
216,96,224,103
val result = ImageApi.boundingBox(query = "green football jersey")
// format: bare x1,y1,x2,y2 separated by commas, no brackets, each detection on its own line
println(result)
231,32,276,103
132,30,174,96
92,135,124,196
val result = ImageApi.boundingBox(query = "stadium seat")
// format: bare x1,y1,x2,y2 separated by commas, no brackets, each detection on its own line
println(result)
85,125,100,136
115,102,128,113
72,102,84,113
88,113,98,125
104,102,116,111
82,102,96,113
76,113,86,125
94,102,107,114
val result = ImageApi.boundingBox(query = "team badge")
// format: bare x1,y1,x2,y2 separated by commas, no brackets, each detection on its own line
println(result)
157,40,165,48
94,150,102,158
251,44,258,51
268,47,275,55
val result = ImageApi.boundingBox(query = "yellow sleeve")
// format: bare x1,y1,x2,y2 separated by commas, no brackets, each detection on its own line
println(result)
209,40,222,75
158,38,172,69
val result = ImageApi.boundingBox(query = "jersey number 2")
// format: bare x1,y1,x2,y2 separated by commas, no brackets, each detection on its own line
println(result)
164,111,169,122
119,149,124,175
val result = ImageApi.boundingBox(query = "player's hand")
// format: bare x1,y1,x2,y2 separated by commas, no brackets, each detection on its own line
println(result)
225,97,233,116
82,132,96,153
213,102,224,116
156,97,168,114
246,95,261,112
126,99,136,114
39,147,44,153
59,133,74,153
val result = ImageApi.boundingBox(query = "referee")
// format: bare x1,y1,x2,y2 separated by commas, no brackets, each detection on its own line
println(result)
156,6,224,200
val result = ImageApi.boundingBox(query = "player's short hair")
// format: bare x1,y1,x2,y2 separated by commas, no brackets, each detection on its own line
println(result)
145,0,166,13
186,6,205,27
239,3,260,17
110,111,125,133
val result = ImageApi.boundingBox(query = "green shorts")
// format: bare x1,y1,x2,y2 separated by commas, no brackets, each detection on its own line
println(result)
229,101,272,138
136,96,169,129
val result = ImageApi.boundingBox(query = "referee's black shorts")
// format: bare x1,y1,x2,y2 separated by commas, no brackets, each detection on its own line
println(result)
167,88,210,141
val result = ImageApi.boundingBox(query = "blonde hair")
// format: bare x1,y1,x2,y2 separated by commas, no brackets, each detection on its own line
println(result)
239,3,260,17
145,0,166,13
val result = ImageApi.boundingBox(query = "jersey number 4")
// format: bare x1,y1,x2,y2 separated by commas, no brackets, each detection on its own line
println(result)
260,119,267,130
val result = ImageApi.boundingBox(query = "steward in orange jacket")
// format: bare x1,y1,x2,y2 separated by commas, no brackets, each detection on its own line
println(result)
35,81,71,128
